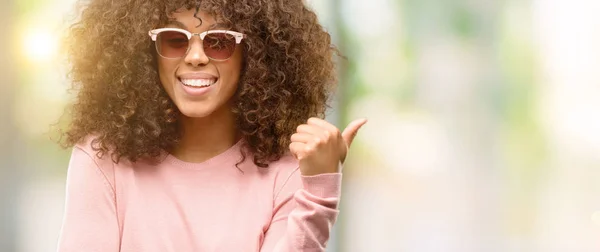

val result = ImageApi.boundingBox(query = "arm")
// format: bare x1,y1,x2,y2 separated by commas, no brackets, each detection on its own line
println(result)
260,169,342,252
57,146,120,252
261,117,365,251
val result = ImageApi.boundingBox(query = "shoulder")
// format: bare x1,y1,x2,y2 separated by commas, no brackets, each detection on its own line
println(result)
70,135,117,190
73,135,115,164
268,153,302,199
269,153,300,179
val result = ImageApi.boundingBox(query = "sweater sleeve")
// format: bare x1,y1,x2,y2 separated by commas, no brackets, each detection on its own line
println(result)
57,146,121,252
260,167,342,252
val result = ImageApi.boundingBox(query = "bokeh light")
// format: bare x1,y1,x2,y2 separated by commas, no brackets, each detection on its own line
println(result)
22,28,58,62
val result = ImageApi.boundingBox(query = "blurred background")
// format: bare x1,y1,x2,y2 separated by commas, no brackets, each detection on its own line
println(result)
1,0,600,251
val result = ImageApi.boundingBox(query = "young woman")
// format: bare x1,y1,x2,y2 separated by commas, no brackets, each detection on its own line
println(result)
57,0,366,251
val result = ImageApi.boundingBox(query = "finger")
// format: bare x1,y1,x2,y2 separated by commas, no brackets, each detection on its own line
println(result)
307,117,339,133
296,124,327,139
291,133,317,144
341,118,368,147
289,142,306,159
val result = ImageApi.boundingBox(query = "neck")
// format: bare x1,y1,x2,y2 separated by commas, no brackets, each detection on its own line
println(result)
171,107,239,163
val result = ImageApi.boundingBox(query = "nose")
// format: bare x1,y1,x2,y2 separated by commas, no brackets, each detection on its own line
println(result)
184,36,209,67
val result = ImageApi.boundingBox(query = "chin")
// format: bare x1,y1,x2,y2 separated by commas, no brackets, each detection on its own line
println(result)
176,102,216,118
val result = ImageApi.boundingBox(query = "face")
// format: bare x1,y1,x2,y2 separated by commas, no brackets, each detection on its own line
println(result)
156,9,243,118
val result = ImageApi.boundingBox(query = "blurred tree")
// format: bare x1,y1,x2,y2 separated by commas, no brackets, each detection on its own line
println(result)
404,0,506,249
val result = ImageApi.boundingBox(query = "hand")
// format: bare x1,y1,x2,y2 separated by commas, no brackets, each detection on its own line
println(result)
289,117,367,176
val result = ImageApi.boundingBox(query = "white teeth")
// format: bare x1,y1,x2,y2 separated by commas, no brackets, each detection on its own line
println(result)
180,78,216,87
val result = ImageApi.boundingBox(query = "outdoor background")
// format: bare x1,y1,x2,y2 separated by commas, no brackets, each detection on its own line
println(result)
1,0,600,251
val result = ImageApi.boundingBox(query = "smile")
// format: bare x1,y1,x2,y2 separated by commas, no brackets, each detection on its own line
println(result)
179,78,217,88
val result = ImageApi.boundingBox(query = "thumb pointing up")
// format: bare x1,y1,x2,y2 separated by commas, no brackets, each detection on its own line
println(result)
340,118,368,163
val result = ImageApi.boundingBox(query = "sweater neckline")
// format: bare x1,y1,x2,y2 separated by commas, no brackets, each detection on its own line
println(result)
162,140,244,170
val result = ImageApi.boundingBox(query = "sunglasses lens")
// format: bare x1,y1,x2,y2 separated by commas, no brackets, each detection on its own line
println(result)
203,33,237,60
156,31,189,58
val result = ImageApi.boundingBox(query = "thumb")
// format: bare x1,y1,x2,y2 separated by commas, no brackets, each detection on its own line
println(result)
341,118,368,147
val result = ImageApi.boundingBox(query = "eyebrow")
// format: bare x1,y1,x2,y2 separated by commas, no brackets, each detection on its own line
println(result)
165,19,229,30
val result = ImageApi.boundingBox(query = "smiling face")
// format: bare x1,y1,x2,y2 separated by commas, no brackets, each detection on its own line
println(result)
156,8,243,119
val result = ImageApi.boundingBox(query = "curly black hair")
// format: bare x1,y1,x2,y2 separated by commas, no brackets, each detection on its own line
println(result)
60,0,337,167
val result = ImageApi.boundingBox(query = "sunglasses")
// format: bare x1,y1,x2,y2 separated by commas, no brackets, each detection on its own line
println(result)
148,28,246,61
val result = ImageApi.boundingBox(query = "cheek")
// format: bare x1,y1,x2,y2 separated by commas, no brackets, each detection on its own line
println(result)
158,59,177,88
218,52,243,90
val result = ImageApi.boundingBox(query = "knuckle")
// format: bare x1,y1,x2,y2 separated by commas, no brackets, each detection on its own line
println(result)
313,137,322,145
333,128,341,136
322,131,331,141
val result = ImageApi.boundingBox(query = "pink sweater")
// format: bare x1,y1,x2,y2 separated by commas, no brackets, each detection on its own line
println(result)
57,137,342,252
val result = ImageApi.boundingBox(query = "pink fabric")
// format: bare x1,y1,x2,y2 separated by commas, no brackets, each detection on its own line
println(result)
57,137,342,252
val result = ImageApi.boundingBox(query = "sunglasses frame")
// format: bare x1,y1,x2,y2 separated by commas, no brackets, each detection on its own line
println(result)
148,28,246,61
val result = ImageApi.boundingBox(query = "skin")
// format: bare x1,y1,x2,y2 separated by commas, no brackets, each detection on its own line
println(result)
158,9,367,174
158,9,243,163
291,118,367,176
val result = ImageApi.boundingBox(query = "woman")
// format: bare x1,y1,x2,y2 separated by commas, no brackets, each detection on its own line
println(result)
57,0,366,251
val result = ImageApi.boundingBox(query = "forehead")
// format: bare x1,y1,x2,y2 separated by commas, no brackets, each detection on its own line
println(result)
166,8,227,31
169,8,213,26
